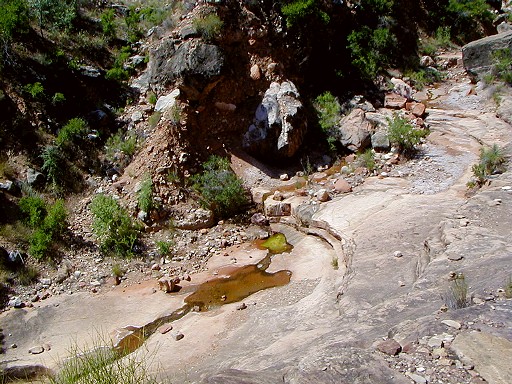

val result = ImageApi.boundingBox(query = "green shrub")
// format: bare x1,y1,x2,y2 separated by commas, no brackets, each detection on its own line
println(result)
52,92,66,105
347,26,395,79
147,92,157,105
444,273,469,309
505,277,512,299
56,117,88,147
49,338,161,384
358,149,376,171
19,195,47,228
137,175,153,213
19,197,67,260
31,0,77,32
447,0,492,21
90,194,140,257
41,145,65,191
155,240,174,256
148,111,161,129
0,0,29,43
106,67,129,81
471,144,506,185
193,13,223,41
29,228,52,260
281,0,329,28
193,155,248,219
492,48,512,84
105,130,138,165
405,68,443,90
387,114,428,156
24,82,45,99
100,9,116,39
314,91,341,133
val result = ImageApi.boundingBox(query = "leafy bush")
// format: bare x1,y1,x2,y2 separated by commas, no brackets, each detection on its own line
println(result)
444,273,469,309
155,240,174,256
148,111,161,129
90,194,140,257
41,145,65,190
358,149,376,172
100,9,116,39
19,197,67,259
281,0,329,28
471,144,506,185
30,0,77,32
447,0,492,21
19,195,47,228
193,155,248,219
193,13,223,41
314,91,341,133
24,82,45,99
49,339,161,384
105,130,138,165
56,117,88,147
492,48,512,84
387,114,428,156
147,92,157,105
0,0,29,43
105,67,129,81
137,175,153,213
52,92,66,105
405,68,443,90
347,26,395,79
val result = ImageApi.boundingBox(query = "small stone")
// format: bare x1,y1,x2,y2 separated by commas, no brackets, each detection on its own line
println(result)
432,347,448,358
427,335,444,348
250,64,261,80
40,278,52,286
411,103,426,117
157,324,173,334
172,331,184,341
236,302,247,310
11,343,17,348
393,251,403,258
334,178,352,193
406,372,427,384
151,263,161,271
441,319,461,330
315,189,330,202
221,295,227,302
279,173,289,181
384,93,407,109
447,253,463,261
42,343,51,351
376,339,402,355
29,346,44,354
8,297,23,308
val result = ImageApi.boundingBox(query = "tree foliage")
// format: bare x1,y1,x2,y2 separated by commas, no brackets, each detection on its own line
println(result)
193,156,248,219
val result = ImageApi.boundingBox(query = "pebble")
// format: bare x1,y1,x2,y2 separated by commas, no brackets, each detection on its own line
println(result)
236,302,247,310
279,173,289,181
393,251,403,258
28,346,44,354
157,324,173,334
171,331,184,341
441,319,461,329
377,339,402,355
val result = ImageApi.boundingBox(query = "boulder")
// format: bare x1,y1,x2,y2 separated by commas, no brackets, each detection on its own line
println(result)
175,209,214,230
149,39,224,85
250,213,269,226
250,64,261,80
315,189,330,202
497,96,512,125
334,109,371,152
26,168,45,186
371,131,390,152
462,31,512,80
264,199,291,217
0,180,19,195
497,22,512,34
384,93,407,109
376,339,402,355
420,56,435,67
250,187,272,204
390,78,412,100
342,95,375,113
243,81,307,158
411,103,426,117
333,178,352,193
155,89,180,113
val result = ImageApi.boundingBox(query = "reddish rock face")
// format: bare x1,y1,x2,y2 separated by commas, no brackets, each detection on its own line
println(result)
377,339,402,356
384,93,407,109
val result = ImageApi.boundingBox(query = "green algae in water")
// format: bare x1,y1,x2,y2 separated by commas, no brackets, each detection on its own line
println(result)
258,233,293,254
